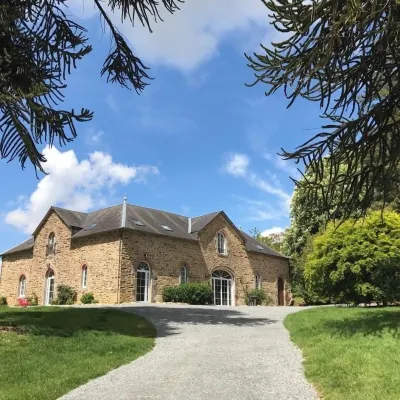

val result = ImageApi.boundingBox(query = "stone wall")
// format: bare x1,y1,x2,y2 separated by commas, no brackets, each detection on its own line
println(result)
120,213,290,305
0,210,289,306
0,211,121,305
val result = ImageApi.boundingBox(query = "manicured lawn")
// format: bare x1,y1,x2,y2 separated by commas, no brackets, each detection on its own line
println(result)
0,307,156,400
285,307,400,400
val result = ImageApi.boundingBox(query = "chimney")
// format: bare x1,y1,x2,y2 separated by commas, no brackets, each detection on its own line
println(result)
188,217,192,233
121,195,127,228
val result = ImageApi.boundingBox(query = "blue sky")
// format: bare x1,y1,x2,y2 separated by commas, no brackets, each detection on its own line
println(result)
0,0,323,252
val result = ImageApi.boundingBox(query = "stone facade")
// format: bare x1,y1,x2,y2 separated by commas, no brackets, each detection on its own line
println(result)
0,210,290,306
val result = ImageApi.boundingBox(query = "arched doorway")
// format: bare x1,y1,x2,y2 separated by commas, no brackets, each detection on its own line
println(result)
136,262,150,302
212,270,233,306
277,277,285,306
45,269,55,305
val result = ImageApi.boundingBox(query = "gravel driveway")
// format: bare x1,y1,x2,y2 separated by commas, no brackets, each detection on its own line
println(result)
61,304,318,400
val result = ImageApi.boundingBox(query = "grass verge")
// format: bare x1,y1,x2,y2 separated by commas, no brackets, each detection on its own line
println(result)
284,307,400,400
0,306,155,400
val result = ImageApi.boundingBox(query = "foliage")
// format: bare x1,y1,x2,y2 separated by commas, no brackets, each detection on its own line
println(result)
246,288,270,306
0,0,182,171
285,307,400,400
304,210,400,305
80,292,96,304
247,0,400,220
162,283,213,305
0,296,7,306
0,307,155,400
54,285,76,305
258,232,286,254
27,293,38,306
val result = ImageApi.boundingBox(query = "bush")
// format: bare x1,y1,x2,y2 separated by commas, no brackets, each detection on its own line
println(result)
0,296,7,306
305,210,400,305
163,283,213,305
81,292,96,304
27,293,38,306
246,288,267,305
54,285,76,305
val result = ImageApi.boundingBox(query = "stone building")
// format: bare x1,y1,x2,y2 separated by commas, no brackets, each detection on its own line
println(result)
0,200,290,306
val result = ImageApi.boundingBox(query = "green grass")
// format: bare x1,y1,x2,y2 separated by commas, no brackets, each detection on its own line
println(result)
0,307,156,400
285,307,400,400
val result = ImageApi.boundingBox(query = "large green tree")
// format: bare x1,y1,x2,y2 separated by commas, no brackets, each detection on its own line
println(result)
247,0,400,219
304,210,400,305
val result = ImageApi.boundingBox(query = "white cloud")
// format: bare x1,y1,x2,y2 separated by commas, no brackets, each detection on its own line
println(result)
222,153,249,177
261,226,285,236
5,146,159,234
69,0,272,72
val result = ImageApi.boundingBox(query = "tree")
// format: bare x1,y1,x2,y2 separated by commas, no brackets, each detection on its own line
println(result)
258,232,286,254
250,227,286,254
304,210,400,305
0,0,181,172
247,0,400,220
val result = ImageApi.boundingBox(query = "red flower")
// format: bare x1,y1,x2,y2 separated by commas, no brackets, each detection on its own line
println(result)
17,298,29,307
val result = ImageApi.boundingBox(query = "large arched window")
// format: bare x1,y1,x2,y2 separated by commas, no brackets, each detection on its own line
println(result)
179,266,188,284
18,275,26,298
217,232,227,255
81,265,88,289
47,233,56,255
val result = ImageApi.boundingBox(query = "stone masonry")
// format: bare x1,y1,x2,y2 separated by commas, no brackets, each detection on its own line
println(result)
0,208,290,306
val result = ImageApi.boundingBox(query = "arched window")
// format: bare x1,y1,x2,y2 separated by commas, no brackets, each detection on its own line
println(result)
81,265,88,288
47,233,56,255
217,232,227,255
19,275,26,298
255,274,262,290
180,266,188,284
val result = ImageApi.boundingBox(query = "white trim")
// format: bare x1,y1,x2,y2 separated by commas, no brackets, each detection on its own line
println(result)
45,271,55,305
136,262,150,302
19,276,26,298
217,232,228,255
81,265,88,288
179,266,188,284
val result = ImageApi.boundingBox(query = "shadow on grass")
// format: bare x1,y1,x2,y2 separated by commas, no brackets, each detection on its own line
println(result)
0,307,155,338
322,309,400,339
120,305,278,337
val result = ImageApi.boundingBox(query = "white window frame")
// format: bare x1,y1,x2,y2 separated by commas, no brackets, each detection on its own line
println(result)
179,266,188,284
47,233,56,255
82,265,88,289
19,275,26,298
255,274,262,290
217,232,227,255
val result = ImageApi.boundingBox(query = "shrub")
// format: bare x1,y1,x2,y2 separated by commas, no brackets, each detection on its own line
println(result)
17,298,29,307
27,293,39,306
54,285,76,305
305,210,400,305
0,296,7,306
81,292,96,304
163,283,213,305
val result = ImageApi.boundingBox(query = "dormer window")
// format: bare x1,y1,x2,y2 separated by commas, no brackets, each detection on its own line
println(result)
217,232,228,255
46,233,56,256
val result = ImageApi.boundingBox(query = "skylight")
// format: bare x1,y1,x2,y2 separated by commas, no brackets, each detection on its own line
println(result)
161,225,172,232
253,244,264,250
133,220,144,226
86,223,97,231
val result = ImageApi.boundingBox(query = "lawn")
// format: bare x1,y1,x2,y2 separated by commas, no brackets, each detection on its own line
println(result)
285,307,400,400
0,307,156,400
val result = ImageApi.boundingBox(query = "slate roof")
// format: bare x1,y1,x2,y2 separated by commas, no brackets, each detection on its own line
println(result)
240,230,288,258
1,203,287,259
1,237,34,255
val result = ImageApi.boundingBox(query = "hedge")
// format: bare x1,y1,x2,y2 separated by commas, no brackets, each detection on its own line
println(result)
163,283,213,305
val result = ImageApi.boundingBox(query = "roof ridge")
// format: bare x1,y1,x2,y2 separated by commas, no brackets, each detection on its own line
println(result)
52,206,88,215
191,210,221,219
126,203,189,219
